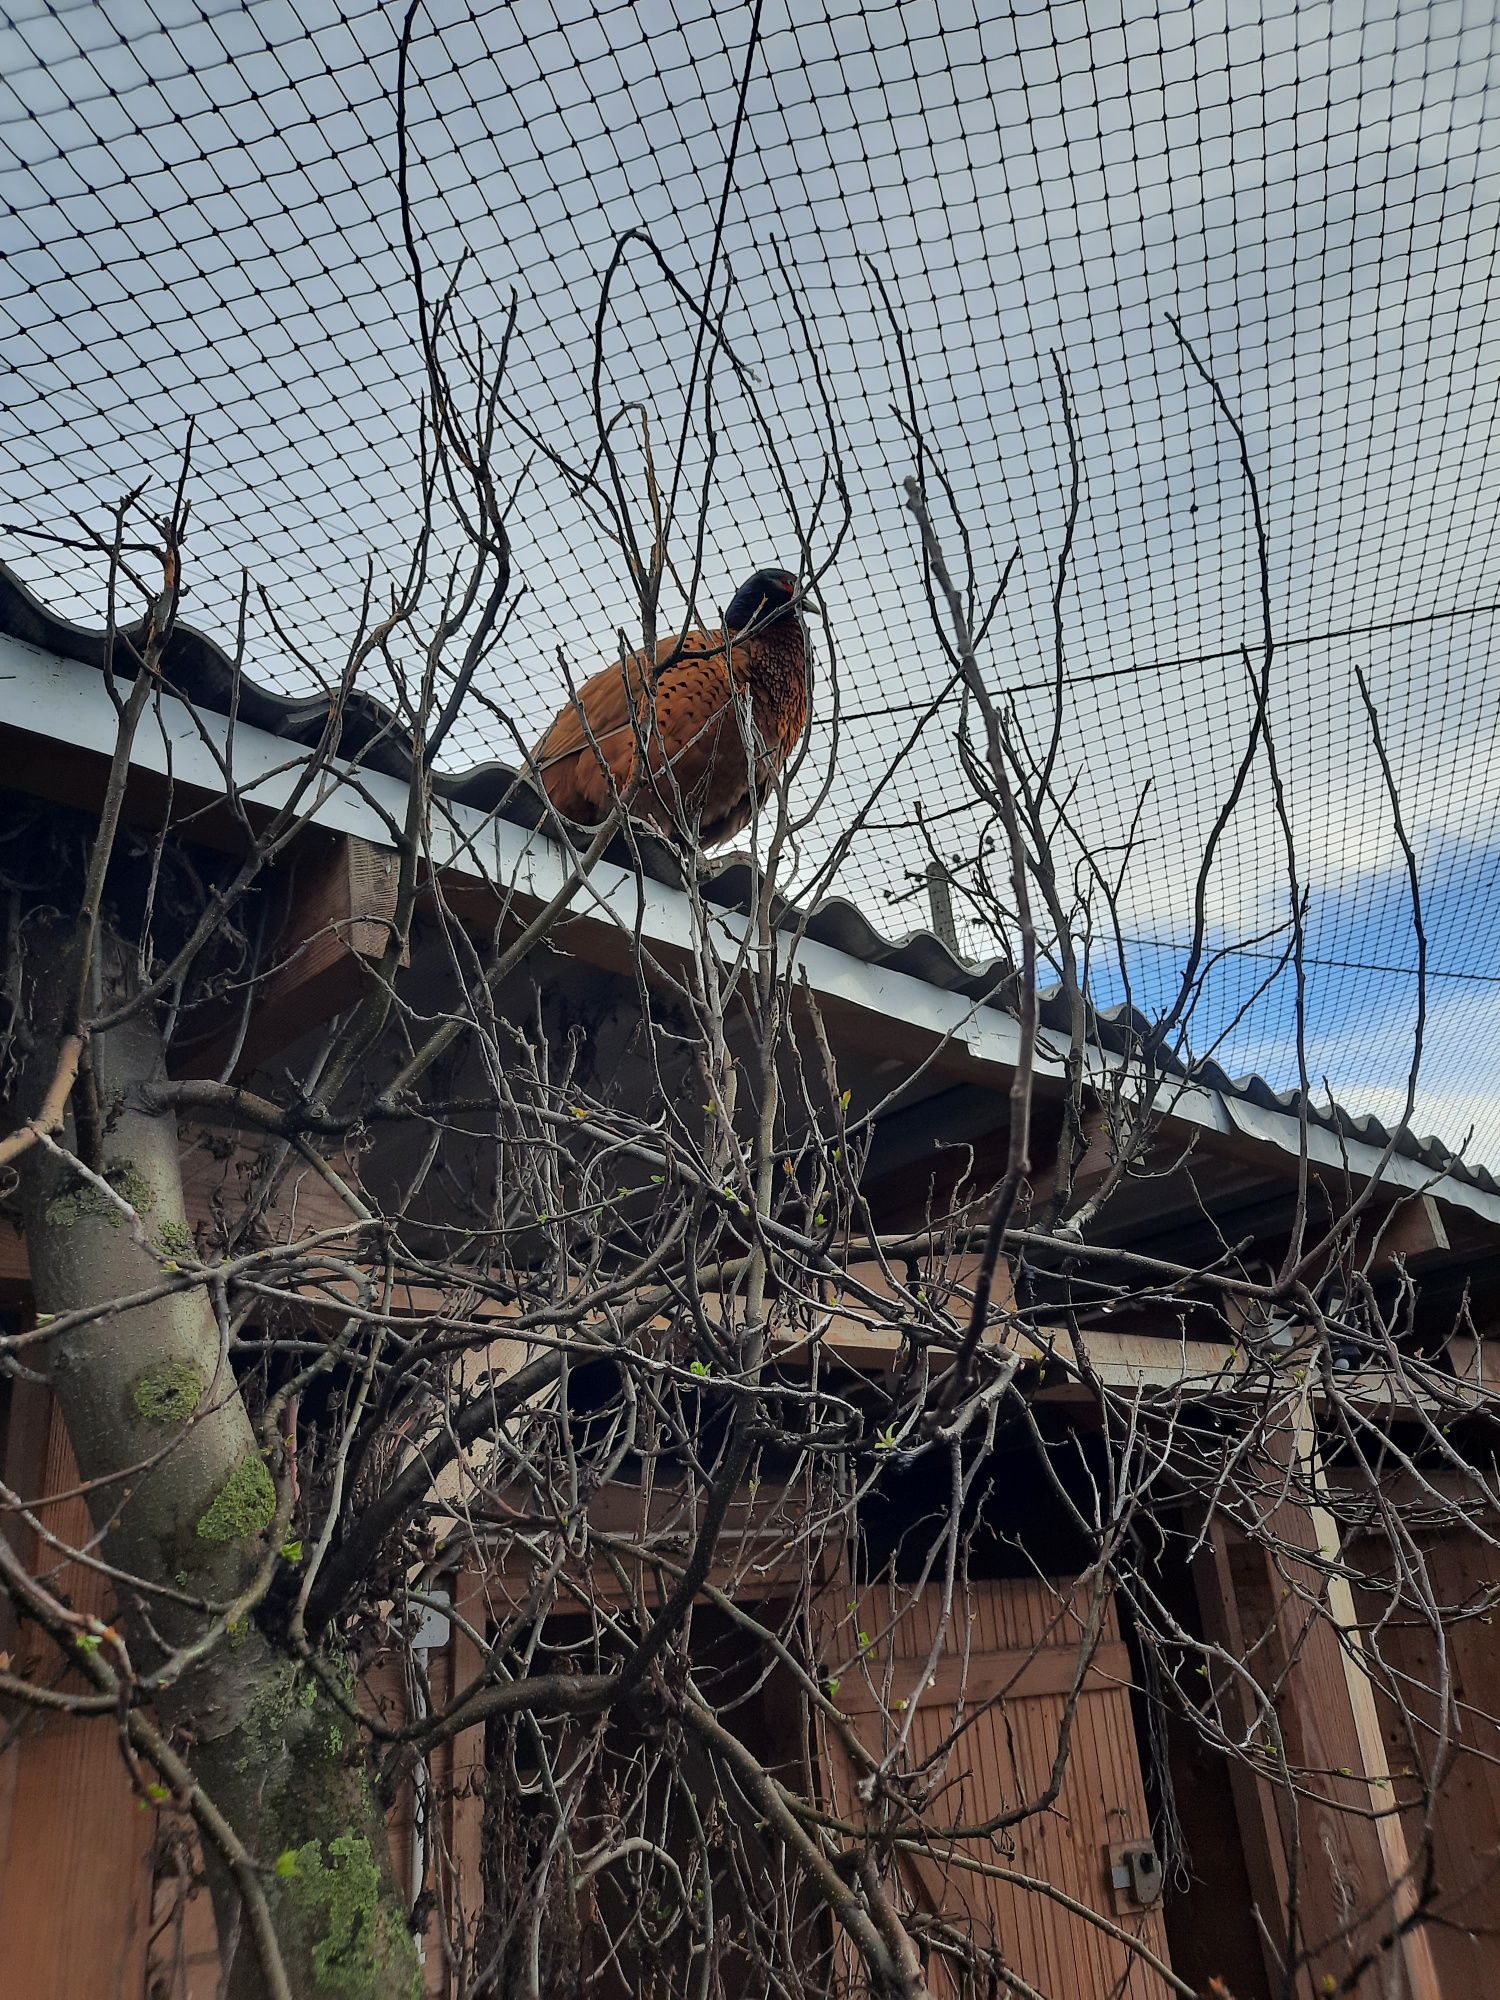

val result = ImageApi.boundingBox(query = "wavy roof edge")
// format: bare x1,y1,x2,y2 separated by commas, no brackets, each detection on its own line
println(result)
1,556,1492,1200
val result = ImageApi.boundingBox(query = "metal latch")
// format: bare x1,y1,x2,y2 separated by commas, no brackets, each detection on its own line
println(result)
1107,1839,1163,1911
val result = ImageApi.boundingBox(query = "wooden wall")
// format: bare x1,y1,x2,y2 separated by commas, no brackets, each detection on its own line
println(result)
3,1361,1483,2000
1349,1496,1500,2000
826,1574,1177,1999
1194,1451,1448,2000
0,1381,154,2000
0,1380,486,2000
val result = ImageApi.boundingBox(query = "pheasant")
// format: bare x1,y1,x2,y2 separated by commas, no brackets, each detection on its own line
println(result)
530,568,806,847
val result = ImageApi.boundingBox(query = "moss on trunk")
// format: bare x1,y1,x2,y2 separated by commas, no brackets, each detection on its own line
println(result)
195,1449,278,1542
197,1658,422,2000
17,928,419,2000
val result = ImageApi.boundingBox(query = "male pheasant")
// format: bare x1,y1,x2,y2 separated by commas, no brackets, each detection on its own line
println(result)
530,568,806,847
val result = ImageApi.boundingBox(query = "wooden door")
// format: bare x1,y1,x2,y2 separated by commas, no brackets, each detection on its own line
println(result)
825,1576,1174,1999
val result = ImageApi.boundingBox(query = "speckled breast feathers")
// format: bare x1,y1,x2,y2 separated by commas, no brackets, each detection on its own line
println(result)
531,571,807,847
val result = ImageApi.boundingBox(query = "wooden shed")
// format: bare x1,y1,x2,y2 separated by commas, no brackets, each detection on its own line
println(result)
2,560,1500,1998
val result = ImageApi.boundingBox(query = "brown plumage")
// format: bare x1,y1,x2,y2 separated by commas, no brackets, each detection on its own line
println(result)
531,568,807,847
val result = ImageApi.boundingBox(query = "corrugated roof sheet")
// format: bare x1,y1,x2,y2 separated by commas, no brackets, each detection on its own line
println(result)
1,556,1491,1201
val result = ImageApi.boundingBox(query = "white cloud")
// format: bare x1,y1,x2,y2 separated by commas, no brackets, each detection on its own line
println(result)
4,0,1500,1157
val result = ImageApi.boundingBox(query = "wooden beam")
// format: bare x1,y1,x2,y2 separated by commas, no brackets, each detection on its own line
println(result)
834,1636,1133,1712
1445,1332,1491,1391
1358,1192,1451,1270
0,1123,362,1296
858,1083,1007,1185
427,1562,488,1998
1094,1178,1295,1261
464,1477,837,1609
1192,1520,1297,1994
1296,1409,1442,2000
1198,1386,1440,1999
174,831,406,1079
800,1252,1026,1371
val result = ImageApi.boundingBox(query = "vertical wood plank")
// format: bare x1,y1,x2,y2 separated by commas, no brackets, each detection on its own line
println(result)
1195,1521,1299,1998
1350,1489,1500,2000
1300,1420,1440,2000
1210,1417,1417,1999
0,1386,153,2000
832,1575,1175,1998
443,1562,488,1990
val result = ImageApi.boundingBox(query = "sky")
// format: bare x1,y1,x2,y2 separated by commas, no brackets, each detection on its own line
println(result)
4,0,1500,1161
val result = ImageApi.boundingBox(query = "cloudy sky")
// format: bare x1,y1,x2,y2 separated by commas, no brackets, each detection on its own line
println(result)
4,0,1500,1159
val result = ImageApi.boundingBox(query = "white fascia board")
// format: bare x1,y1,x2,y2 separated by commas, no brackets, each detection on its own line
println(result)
4,627,1496,1229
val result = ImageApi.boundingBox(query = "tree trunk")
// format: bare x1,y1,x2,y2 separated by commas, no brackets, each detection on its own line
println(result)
16,925,419,2000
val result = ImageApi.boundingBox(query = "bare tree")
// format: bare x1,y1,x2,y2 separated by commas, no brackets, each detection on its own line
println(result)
0,107,1486,2000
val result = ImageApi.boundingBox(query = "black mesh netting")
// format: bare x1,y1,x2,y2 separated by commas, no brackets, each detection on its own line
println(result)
4,1,1499,1159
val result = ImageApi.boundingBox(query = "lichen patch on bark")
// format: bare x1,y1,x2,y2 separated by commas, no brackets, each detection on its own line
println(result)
130,1358,205,1427
279,1834,421,1999
43,1155,156,1229
195,1450,276,1542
